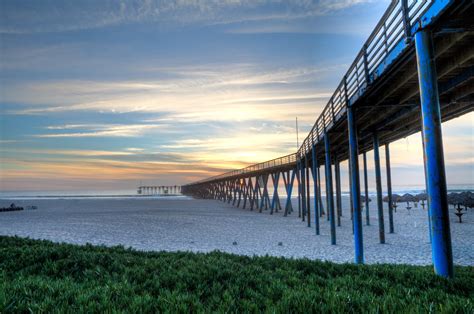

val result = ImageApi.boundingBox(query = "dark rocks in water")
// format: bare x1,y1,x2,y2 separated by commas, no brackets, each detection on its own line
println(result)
0,203,24,212
232,241,238,246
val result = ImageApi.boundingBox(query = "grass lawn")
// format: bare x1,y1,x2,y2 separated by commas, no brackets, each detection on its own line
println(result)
0,236,473,312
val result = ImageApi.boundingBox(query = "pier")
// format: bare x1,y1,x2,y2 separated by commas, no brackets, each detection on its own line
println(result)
182,0,474,278
137,186,182,195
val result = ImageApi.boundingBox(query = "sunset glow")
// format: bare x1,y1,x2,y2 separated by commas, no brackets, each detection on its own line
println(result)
1,0,472,191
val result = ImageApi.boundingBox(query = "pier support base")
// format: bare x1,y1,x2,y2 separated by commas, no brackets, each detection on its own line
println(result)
348,106,364,263
324,132,336,245
415,29,453,278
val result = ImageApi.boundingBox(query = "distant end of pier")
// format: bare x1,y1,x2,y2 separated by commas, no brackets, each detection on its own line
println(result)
137,185,182,196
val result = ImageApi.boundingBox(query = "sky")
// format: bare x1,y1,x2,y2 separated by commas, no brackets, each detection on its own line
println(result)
0,0,472,192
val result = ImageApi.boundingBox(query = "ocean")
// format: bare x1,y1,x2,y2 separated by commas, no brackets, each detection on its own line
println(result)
0,184,472,200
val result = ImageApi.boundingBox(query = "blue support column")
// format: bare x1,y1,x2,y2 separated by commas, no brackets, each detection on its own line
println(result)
385,144,394,233
285,169,296,216
415,29,453,278
297,158,302,218
311,143,320,235
348,161,354,233
243,178,248,209
261,174,270,211
421,132,433,243
324,132,336,245
301,156,307,222
254,177,260,210
363,152,370,225
317,167,325,217
373,133,385,244
305,156,311,227
348,106,364,263
335,159,342,227
270,172,279,214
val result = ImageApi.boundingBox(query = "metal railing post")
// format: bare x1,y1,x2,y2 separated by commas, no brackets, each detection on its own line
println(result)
401,0,412,43
363,44,370,85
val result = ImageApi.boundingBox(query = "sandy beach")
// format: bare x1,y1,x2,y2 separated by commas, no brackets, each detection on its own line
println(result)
0,196,472,265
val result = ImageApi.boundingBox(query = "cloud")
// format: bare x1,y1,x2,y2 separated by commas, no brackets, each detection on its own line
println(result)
35,123,170,138
0,0,382,34
0,140,19,144
5,63,335,127
0,147,251,190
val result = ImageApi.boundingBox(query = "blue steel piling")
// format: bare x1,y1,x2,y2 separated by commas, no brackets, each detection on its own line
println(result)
385,144,394,233
348,158,354,234
363,152,370,226
317,166,325,217
301,157,307,222
285,170,296,216
421,132,432,243
254,177,259,211
347,106,364,264
262,174,270,211
335,159,342,227
270,172,280,214
297,158,302,218
415,29,453,278
305,156,311,227
312,143,320,235
373,132,385,244
324,132,336,245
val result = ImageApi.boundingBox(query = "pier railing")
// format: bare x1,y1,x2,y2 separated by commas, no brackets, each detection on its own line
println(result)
190,153,297,185
181,0,469,278
298,0,435,157
186,0,442,186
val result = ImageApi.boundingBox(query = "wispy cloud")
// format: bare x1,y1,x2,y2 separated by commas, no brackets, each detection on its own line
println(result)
0,140,19,144
5,63,335,126
35,123,170,138
1,0,382,34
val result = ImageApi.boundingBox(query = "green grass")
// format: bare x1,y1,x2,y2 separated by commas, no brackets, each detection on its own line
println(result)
0,236,473,313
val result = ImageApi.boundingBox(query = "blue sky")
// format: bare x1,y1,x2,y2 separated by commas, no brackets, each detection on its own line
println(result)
0,0,472,191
